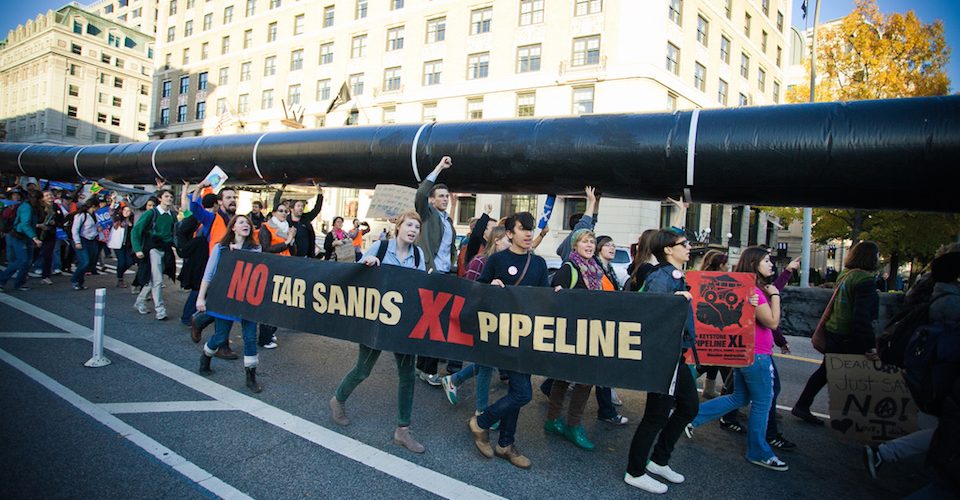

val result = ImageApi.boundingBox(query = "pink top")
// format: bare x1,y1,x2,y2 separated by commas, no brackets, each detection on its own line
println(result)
754,287,774,355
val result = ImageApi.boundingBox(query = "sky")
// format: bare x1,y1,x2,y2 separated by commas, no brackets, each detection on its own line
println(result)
2,1,958,92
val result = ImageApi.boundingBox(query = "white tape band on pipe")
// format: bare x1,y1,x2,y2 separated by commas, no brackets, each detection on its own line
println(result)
410,123,430,183
252,133,268,180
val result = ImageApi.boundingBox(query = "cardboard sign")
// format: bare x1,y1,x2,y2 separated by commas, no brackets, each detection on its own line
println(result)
206,251,689,394
826,354,918,443
366,184,416,220
203,166,229,194
335,242,356,262
683,271,756,367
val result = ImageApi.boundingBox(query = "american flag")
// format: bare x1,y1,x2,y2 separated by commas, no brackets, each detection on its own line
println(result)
214,108,235,134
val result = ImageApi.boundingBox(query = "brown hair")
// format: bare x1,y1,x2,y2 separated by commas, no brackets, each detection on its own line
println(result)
734,246,771,290
482,226,508,259
629,228,660,287
844,241,880,272
218,214,258,249
700,250,729,271
394,210,422,236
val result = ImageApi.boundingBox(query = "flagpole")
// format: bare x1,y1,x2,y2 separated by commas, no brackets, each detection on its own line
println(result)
800,0,820,288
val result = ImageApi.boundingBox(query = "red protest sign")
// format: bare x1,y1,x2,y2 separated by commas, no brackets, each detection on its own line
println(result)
683,271,756,367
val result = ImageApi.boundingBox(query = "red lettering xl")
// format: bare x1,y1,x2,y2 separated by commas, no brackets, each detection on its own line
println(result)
409,289,452,341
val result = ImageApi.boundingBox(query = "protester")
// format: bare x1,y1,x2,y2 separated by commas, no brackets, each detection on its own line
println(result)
348,218,370,261
469,211,549,469
68,199,100,291
249,200,266,229
196,215,265,393
132,189,176,321
624,229,659,292
686,246,789,472
289,187,323,258
36,190,61,285
177,191,217,336
457,203,493,278
323,216,350,260
793,241,881,425
257,203,297,349
556,186,597,261
623,229,698,493
329,210,427,453
414,156,457,386
0,190,43,291
111,204,136,288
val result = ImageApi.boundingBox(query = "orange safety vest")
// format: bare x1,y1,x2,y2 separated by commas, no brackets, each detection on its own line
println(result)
261,224,290,256
208,212,228,253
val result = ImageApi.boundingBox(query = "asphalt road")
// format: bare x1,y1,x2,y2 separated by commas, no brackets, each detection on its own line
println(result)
0,265,933,499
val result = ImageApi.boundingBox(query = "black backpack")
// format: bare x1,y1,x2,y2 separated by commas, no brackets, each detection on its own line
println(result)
375,240,420,268
903,320,960,416
878,294,947,367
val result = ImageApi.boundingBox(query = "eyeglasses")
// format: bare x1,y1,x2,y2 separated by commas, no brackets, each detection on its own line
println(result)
276,209,288,214
671,240,691,248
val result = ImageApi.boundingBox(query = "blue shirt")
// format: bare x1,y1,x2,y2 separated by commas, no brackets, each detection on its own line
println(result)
363,240,426,271
434,210,453,273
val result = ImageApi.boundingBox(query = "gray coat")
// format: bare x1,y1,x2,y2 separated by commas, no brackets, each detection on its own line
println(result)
414,178,457,273
931,282,960,324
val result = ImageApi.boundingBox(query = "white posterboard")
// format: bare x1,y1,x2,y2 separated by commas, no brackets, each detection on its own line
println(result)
203,166,229,194
365,184,416,220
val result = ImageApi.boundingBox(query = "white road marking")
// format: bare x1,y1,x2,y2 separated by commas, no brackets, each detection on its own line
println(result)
0,332,79,339
99,401,238,414
0,348,251,500
0,293,505,500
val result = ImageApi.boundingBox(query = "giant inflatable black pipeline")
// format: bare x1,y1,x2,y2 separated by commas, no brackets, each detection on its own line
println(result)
2,96,958,212
205,251,688,394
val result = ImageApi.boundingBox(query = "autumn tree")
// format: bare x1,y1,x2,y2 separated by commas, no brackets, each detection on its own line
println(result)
782,0,956,286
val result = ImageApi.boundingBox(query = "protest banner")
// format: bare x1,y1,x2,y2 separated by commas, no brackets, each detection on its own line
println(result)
826,353,918,444
335,242,356,262
94,206,113,230
206,251,688,394
682,271,756,367
365,184,416,220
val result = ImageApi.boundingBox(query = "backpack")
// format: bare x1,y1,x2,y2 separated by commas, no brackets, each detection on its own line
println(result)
903,320,960,416
878,294,947,367
0,204,17,233
63,211,85,243
376,240,420,268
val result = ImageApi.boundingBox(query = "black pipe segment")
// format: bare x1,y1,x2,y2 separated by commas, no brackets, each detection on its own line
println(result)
1,95,957,212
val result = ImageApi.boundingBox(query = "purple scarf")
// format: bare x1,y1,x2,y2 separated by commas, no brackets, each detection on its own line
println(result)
568,251,604,291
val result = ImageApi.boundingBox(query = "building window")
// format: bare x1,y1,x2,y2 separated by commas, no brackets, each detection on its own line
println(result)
264,56,276,76
773,81,780,104
387,26,404,51
267,22,277,42
467,52,490,79
323,5,334,27
501,195,537,217
73,20,82,34
349,73,364,96
241,61,251,81
68,84,80,97
216,98,227,114
423,60,442,86
777,11,784,32
179,76,190,93
382,106,396,124
102,53,112,64
739,93,749,106
177,105,188,122
666,43,680,75
390,0,403,10
776,46,783,67
720,35,731,64
138,122,147,132
71,43,83,55
96,131,107,143
69,64,80,76
203,13,213,31
294,14,304,35
470,7,492,35
744,12,751,37
223,6,234,23
761,30,768,52
270,0,280,9
67,105,78,118
169,0,177,15
222,35,230,54
517,44,541,73
426,17,445,43
184,20,194,37
667,92,678,111
108,33,121,48
288,84,301,105
238,94,249,113
160,108,170,125
319,42,333,64
198,72,208,90
520,0,544,25
65,125,77,137
422,102,437,122
575,0,601,16
316,79,331,100
696,15,709,46
196,101,206,120
200,42,209,60
167,26,175,42
718,78,728,105
758,67,766,92
351,34,367,58
114,77,124,88
219,67,229,85
261,89,274,109
762,0,770,16
290,49,303,70
182,48,191,65
740,52,750,78
246,0,256,17
694,62,706,92
457,197,477,225
516,92,535,117
356,0,367,19
573,86,594,114
668,0,681,26
383,67,401,91
572,35,600,66
162,80,172,97
467,98,484,120
140,85,150,96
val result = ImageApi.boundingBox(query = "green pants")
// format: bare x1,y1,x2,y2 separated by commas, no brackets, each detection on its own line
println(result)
334,344,416,426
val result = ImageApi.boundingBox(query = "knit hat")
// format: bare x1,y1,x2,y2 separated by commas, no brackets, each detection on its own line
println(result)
596,235,614,249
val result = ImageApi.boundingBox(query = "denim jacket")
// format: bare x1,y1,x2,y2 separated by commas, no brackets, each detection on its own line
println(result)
643,263,697,349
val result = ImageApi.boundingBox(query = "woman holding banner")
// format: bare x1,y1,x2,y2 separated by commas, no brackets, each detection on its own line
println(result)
686,246,789,472
257,203,297,350
328,210,427,454
195,215,265,393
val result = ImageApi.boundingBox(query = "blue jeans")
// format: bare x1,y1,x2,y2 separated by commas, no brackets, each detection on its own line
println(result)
70,238,98,286
116,247,135,279
451,363,493,412
0,234,31,288
693,354,776,461
477,370,532,447
181,288,199,325
206,318,258,358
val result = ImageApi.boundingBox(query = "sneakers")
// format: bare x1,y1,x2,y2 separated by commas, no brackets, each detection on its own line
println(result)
262,341,278,349
684,423,694,439
40,278,53,285
599,414,629,425
156,313,168,321
135,303,149,315
791,407,825,426
393,426,425,454
16,286,30,291
864,445,883,480
748,456,789,471
494,444,531,469
767,433,797,451
28,271,42,278
440,375,458,405
646,462,685,484
624,473,668,494
719,418,746,433
72,283,87,291
417,369,441,386
468,416,493,459
329,396,350,426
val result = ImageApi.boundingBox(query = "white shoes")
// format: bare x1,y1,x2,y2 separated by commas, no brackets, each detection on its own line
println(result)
646,462,685,483
624,473,667,494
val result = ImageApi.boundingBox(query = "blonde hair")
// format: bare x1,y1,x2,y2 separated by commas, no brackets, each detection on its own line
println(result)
483,226,508,259
394,211,422,236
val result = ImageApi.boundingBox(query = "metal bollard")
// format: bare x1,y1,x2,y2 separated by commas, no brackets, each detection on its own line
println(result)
84,288,111,368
